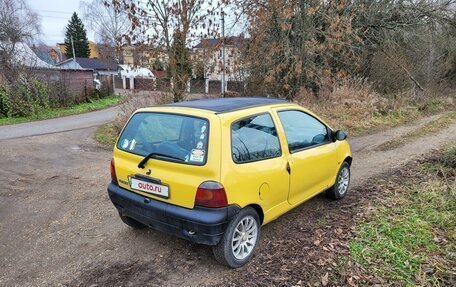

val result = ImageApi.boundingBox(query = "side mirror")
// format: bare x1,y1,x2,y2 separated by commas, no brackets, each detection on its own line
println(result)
334,130,347,141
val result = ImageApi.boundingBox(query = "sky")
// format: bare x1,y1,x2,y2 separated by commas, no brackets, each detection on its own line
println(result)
28,0,95,46
27,0,244,46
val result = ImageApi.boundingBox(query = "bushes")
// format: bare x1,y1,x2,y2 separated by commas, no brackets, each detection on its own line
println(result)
295,78,453,135
0,85,9,117
0,78,50,117
0,76,109,118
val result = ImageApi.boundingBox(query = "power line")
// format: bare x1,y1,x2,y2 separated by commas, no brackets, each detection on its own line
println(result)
38,15,71,20
35,9,74,14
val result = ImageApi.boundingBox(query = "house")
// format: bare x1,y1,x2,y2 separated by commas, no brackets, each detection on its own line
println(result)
7,42,57,69
0,42,94,97
56,57,118,77
56,41,100,58
120,44,168,69
31,44,67,65
193,36,246,82
48,48,66,63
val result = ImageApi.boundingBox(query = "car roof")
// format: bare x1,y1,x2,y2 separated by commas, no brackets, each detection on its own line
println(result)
165,97,288,113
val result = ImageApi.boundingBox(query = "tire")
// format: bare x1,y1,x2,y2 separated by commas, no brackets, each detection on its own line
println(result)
118,213,147,229
212,207,261,268
326,161,350,200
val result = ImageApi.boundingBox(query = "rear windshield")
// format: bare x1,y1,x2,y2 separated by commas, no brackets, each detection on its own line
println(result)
117,112,209,165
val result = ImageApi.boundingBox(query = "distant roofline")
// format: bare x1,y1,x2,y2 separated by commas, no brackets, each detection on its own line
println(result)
56,57,118,71
193,36,246,49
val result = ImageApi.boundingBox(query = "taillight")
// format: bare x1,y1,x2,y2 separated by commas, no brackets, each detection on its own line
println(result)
195,181,227,208
110,158,118,184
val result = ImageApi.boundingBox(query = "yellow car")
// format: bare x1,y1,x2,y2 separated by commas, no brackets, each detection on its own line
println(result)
108,97,352,268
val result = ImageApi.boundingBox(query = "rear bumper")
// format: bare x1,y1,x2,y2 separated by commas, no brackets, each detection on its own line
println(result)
107,183,240,245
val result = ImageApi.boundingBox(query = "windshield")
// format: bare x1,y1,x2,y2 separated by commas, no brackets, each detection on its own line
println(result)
117,112,209,165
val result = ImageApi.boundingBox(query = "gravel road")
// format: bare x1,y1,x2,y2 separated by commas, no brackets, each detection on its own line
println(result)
0,111,455,286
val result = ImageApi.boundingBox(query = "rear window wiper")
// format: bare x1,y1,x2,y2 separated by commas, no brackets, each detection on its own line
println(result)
138,152,185,168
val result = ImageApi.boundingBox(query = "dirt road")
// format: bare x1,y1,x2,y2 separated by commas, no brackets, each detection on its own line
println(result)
0,112,455,287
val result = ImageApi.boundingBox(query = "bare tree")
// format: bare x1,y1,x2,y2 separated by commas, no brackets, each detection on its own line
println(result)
234,0,456,99
0,0,41,82
80,0,130,60
354,0,456,93
112,0,227,102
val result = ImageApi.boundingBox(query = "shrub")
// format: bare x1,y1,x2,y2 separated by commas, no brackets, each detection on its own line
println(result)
0,78,51,118
295,78,387,124
294,78,452,135
0,85,10,117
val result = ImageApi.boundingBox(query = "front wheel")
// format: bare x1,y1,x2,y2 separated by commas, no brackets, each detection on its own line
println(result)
326,161,350,200
212,207,260,268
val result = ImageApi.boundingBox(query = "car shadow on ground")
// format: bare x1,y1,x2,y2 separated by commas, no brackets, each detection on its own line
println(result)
67,192,335,287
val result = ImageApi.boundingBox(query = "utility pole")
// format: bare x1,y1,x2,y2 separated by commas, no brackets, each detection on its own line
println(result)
71,35,76,62
221,10,225,97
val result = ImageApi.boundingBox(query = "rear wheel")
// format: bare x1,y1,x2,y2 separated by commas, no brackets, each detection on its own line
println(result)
118,213,147,229
326,162,350,200
212,207,260,268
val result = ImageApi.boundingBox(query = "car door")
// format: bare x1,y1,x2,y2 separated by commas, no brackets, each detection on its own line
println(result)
220,111,290,223
275,109,338,205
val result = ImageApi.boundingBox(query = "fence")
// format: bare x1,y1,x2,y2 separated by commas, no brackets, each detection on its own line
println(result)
113,76,249,96
190,79,206,93
98,75,114,96
34,68,95,105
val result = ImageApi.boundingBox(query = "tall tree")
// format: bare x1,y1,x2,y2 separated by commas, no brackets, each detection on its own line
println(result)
0,0,41,82
64,12,90,58
112,0,225,102
80,0,130,60
237,0,456,99
240,0,359,99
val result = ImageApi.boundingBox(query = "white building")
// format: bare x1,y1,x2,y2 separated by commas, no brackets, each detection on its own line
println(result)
192,36,246,82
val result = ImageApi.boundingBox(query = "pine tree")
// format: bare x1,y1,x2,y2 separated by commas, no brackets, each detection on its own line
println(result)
64,12,90,58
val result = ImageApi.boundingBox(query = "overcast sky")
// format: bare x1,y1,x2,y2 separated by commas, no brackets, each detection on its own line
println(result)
28,0,95,46
28,0,245,46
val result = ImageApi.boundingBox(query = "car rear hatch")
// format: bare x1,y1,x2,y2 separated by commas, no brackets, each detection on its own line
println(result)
112,109,221,209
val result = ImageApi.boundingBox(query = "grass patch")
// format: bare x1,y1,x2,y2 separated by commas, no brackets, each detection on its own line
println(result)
95,123,119,147
337,100,454,137
376,111,456,151
0,95,123,126
349,145,456,285
296,78,455,136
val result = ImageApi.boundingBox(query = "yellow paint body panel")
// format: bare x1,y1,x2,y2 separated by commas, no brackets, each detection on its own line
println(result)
114,107,221,209
112,103,352,223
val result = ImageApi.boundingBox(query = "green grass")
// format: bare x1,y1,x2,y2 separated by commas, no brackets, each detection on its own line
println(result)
349,145,456,285
0,95,123,126
95,123,119,147
314,95,454,137
376,111,456,151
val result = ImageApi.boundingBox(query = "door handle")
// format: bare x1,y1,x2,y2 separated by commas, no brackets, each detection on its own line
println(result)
286,162,291,174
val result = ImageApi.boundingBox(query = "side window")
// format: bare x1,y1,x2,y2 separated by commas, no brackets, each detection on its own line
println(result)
278,110,329,152
231,113,281,163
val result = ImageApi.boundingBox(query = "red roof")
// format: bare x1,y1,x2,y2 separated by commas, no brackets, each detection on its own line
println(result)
152,70,167,78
